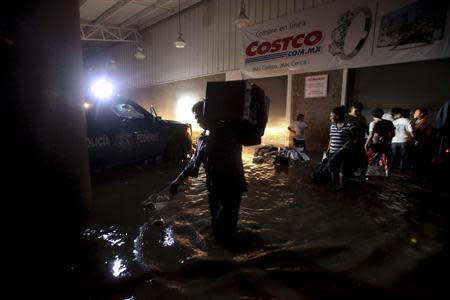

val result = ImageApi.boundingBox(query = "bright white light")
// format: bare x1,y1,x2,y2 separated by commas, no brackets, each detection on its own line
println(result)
91,79,114,100
112,256,126,277
83,102,91,109
175,94,201,131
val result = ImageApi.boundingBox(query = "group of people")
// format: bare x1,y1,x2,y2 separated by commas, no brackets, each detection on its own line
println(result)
168,90,442,247
323,102,435,187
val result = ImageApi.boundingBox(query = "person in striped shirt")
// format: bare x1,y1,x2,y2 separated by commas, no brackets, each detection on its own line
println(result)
326,106,357,187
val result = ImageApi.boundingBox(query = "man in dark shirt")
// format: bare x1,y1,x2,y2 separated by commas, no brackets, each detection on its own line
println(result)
412,107,434,171
347,101,368,177
170,85,266,246
365,108,395,176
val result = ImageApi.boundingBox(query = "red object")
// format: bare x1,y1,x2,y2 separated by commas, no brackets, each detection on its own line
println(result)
366,148,390,167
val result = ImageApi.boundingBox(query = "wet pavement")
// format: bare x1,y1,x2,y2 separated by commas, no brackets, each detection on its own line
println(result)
80,148,449,299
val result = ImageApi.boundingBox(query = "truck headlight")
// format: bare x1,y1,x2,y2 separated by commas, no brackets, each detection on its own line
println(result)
91,79,114,100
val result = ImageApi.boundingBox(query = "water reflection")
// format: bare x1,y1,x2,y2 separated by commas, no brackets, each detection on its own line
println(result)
87,150,447,298
84,226,126,247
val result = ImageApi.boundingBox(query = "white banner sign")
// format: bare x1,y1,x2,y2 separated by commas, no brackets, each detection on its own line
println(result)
305,74,328,98
240,0,450,77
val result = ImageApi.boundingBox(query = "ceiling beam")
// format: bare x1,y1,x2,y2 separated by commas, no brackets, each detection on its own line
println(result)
91,0,134,25
120,0,169,28
138,0,202,31
81,23,142,42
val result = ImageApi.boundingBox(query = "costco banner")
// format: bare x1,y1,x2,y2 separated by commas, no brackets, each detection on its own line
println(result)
240,0,450,77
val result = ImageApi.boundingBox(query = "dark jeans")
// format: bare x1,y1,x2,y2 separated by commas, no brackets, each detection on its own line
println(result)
412,142,433,171
208,190,242,243
391,142,410,170
328,149,350,176
293,138,306,150
351,146,368,176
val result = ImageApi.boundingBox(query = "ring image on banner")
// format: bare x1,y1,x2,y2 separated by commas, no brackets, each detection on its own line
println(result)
328,6,372,60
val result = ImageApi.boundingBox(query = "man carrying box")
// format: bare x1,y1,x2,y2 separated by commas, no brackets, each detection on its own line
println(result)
170,83,267,248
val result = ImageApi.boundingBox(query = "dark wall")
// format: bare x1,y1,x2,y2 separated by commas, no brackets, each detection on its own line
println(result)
3,0,91,294
249,76,287,146
348,58,450,123
292,70,343,152
250,76,287,128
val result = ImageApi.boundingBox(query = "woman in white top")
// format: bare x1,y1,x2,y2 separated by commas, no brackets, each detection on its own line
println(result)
288,113,308,151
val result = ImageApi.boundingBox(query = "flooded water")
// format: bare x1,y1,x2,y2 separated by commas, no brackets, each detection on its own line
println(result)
84,148,449,299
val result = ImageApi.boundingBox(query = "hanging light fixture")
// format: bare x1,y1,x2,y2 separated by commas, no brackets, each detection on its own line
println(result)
134,46,146,60
108,59,118,71
235,0,250,29
173,0,186,48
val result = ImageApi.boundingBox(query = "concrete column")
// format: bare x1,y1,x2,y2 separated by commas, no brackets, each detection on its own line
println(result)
285,73,293,146
341,68,348,106
3,0,91,292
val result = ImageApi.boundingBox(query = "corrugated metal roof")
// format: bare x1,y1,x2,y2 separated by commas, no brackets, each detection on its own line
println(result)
79,0,197,30
80,0,201,58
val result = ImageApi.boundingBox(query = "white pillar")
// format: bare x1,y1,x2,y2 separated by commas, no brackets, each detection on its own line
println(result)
285,73,293,146
340,68,348,106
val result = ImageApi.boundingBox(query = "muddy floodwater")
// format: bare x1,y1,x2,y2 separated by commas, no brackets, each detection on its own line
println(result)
83,148,449,299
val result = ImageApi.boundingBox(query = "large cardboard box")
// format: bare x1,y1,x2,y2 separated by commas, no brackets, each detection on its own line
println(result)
204,80,270,146
204,80,248,122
